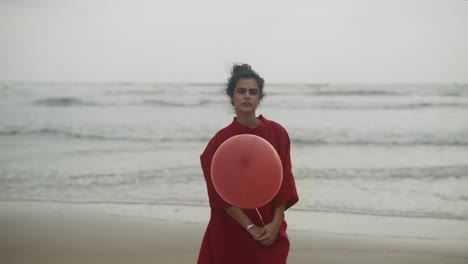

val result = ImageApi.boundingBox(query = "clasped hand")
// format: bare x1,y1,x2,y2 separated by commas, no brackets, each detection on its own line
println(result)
247,223,280,246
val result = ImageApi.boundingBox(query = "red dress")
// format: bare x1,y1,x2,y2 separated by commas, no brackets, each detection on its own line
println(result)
197,115,299,264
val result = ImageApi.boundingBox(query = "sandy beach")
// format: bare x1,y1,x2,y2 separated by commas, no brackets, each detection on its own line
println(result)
1,201,467,264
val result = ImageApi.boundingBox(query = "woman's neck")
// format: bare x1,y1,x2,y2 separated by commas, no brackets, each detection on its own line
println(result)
235,112,260,128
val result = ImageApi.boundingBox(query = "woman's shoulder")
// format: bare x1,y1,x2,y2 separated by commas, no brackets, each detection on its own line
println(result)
261,116,289,135
206,119,237,146
216,119,237,136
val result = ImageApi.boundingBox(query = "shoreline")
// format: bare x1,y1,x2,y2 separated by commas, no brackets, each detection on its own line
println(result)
1,201,468,263
1,200,468,240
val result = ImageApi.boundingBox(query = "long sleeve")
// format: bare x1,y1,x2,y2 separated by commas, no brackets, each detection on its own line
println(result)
272,129,299,210
200,136,231,209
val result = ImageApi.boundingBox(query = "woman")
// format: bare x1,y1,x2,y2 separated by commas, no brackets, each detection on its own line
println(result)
198,64,299,264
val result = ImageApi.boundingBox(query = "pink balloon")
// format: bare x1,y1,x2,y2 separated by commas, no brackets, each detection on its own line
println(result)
211,134,283,209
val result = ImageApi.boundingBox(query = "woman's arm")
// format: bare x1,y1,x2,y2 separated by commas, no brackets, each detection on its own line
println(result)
255,202,287,246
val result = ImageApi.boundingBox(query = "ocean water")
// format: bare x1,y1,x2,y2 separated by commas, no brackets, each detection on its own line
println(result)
1,82,468,220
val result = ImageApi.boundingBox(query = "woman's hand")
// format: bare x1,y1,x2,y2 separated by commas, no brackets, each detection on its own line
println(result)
254,222,280,246
253,203,287,246
247,225,265,239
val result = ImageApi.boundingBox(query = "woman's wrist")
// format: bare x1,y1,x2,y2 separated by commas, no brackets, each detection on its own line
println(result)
246,223,256,231
271,214,284,231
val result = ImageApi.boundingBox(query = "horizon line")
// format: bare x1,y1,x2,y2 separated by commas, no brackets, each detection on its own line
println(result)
2,80,468,85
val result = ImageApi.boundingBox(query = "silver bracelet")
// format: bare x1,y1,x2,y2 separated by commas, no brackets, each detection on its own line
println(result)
246,224,256,231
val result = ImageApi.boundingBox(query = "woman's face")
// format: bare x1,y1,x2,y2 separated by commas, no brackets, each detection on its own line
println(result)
232,78,261,114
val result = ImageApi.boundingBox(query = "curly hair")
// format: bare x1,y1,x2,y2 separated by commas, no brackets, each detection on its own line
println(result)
226,64,265,102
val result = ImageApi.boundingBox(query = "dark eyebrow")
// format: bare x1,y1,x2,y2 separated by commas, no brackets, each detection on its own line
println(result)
236,87,259,90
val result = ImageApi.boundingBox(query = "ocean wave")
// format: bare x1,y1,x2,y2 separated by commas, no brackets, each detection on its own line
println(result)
30,97,468,110
67,167,202,187
299,205,468,221
0,167,201,189
0,128,146,141
294,164,468,180
306,90,402,96
0,127,211,143
1,127,468,146
0,198,466,221
266,83,468,98
105,90,166,96
337,102,468,109
141,99,218,107
278,102,468,110
33,97,99,107
30,97,223,108
291,136,468,146
0,130,19,136
2,164,467,221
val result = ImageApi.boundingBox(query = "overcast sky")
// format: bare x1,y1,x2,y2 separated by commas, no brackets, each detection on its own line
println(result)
1,0,467,83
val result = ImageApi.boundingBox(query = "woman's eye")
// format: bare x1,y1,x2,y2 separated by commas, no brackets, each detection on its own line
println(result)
249,90,259,95
237,89,246,94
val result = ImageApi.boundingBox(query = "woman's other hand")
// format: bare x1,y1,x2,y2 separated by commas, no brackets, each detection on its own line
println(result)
254,222,280,246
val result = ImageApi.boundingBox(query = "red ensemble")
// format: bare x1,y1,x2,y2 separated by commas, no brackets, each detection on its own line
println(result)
197,115,299,264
